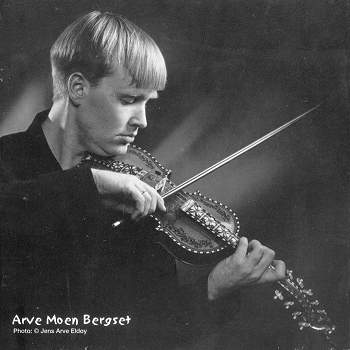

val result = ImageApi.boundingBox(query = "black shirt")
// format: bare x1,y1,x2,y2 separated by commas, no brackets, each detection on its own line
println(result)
0,110,239,349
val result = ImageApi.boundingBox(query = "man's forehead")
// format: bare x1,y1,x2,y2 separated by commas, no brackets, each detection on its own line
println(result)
106,66,159,98
118,88,158,99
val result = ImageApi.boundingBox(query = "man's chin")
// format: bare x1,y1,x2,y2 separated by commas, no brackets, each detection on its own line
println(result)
107,143,130,156
87,143,130,158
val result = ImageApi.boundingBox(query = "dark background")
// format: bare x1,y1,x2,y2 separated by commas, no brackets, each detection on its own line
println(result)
0,0,349,349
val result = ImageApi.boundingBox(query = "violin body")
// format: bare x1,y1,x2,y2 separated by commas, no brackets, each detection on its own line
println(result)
82,145,240,265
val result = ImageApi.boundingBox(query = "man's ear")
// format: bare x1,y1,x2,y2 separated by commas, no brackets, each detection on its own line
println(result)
67,72,89,106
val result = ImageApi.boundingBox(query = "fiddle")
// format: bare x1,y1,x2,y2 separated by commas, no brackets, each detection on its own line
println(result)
79,104,338,349
81,145,337,349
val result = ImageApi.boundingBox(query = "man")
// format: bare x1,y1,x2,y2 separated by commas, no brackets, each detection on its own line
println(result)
0,11,285,349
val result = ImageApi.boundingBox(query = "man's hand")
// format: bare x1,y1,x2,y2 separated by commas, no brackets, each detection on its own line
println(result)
91,168,166,220
208,237,286,300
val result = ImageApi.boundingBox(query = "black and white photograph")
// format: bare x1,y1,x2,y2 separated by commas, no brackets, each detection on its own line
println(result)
0,1,349,349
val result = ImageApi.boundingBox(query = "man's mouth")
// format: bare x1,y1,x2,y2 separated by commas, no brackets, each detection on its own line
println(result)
118,135,136,143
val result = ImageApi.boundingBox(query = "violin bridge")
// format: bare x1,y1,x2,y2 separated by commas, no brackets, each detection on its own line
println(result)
155,176,168,194
181,199,195,211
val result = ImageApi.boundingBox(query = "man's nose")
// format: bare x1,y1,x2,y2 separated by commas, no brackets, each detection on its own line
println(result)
129,105,147,129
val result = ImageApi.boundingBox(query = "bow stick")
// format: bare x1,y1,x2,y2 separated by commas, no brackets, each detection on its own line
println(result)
162,103,321,199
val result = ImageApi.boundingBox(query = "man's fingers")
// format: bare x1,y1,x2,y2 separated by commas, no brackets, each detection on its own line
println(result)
156,195,166,212
234,237,248,260
149,192,157,213
147,187,162,213
134,183,151,217
135,184,164,215
141,191,152,216
270,259,286,279
130,186,145,220
144,184,166,213
255,247,275,272
258,260,286,283
247,240,264,265
95,170,166,219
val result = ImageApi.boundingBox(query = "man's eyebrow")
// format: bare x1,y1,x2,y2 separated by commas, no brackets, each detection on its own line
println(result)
119,91,158,99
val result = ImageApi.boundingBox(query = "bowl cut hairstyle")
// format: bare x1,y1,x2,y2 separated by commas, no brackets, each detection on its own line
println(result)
50,11,167,100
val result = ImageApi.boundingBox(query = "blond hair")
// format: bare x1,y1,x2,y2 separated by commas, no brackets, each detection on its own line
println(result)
50,11,167,100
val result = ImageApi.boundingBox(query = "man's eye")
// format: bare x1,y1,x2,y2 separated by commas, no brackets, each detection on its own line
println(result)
121,96,136,105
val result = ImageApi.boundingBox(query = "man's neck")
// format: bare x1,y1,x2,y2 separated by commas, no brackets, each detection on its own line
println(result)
42,99,85,170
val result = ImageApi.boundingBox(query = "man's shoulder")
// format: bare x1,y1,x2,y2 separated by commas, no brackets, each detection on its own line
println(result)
0,130,34,161
0,130,29,142
0,109,49,159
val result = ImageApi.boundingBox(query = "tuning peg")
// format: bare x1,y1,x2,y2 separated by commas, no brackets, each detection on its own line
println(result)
286,269,294,280
274,290,284,300
292,311,302,320
296,278,304,288
298,321,309,331
302,289,313,296
283,301,294,309
327,325,336,335
293,346,307,350
316,309,327,315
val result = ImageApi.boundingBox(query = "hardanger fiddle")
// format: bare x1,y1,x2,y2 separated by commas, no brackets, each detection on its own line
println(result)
79,104,337,349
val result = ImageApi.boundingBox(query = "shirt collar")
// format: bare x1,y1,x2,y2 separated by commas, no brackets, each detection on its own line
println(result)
27,109,51,137
25,109,62,172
